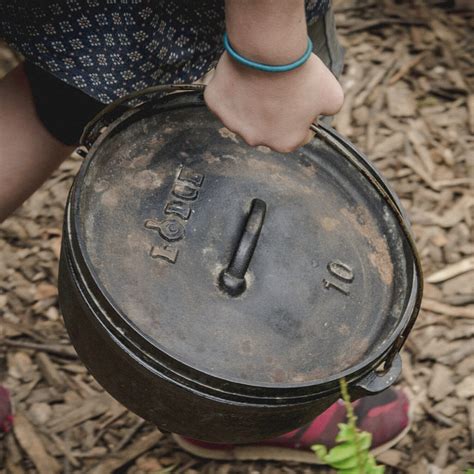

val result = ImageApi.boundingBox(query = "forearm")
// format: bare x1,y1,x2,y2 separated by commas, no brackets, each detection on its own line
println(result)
225,0,308,65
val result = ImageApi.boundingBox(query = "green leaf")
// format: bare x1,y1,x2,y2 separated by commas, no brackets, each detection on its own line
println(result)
371,464,386,474
311,444,328,460
311,378,385,474
323,443,358,464
357,431,373,451
366,454,385,474
330,451,365,470
335,423,356,442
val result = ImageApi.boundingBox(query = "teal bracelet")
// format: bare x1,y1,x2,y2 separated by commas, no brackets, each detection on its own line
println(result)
223,33,313,73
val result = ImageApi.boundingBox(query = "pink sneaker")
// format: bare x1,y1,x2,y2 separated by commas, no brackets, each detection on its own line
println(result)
0,385,13,433
173,388,411,465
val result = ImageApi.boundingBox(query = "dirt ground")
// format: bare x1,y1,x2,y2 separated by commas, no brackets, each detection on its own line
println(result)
1,0,473,473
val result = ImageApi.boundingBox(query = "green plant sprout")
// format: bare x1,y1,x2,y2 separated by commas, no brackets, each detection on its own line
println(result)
312,378,385,474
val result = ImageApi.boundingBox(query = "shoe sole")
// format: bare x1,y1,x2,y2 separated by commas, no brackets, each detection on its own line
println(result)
172,400,413,465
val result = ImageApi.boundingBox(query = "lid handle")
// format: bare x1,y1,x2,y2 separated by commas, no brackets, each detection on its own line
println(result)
219,199,266,297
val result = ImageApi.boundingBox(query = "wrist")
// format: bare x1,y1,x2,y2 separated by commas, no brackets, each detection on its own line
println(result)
225,0,308,65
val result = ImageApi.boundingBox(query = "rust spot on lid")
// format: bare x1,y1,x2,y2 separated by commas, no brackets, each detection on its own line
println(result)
203,151,220,164
131,170,164,190
321,217,340,231
93,178,109,193
128,153,154,169
271,368,287,383
101,188,120,207
341,206,394,285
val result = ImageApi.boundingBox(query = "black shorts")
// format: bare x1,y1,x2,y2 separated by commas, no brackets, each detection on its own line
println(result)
24,6,344,147
24,61,105,146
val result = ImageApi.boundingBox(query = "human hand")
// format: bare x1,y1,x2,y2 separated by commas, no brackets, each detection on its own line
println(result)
204,51,344,153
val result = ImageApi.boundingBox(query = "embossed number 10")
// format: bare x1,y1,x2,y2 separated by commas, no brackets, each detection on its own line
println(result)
323,260,354,296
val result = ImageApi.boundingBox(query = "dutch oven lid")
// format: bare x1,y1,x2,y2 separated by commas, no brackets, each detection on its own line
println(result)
72,91,419,391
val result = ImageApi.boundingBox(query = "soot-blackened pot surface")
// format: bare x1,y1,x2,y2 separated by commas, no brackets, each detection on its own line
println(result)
74,100,411,388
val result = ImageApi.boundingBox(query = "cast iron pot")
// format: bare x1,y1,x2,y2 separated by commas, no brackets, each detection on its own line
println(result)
58,84,422,443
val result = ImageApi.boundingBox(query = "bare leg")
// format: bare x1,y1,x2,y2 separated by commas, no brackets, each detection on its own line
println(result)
0,64,75,222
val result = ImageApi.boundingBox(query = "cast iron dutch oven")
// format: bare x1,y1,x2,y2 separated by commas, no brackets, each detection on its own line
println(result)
58,84,422,443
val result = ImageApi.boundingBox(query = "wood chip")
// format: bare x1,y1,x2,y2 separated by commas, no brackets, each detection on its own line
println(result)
389,53,426,85
422,298,474,319
428,364,454,401
34,283,58,301
387,82,416,117
372,132,405,157
376,449,404,466
49,432,81,468
47,395,111,434
427,256,474,283
36,352,67,392
468,95,474,135
456,375,474,399
5,434,24,474
13,413,61,474
408,128,435,176
433,440,450,468
469,399,474,449
3,339,77,358
8,352,35,382
88,430,163,474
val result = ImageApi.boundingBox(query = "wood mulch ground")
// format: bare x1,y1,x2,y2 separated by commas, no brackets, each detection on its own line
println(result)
1,0,473,472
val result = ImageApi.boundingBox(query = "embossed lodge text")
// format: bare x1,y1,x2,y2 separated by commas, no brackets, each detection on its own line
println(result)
144,166,204,263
